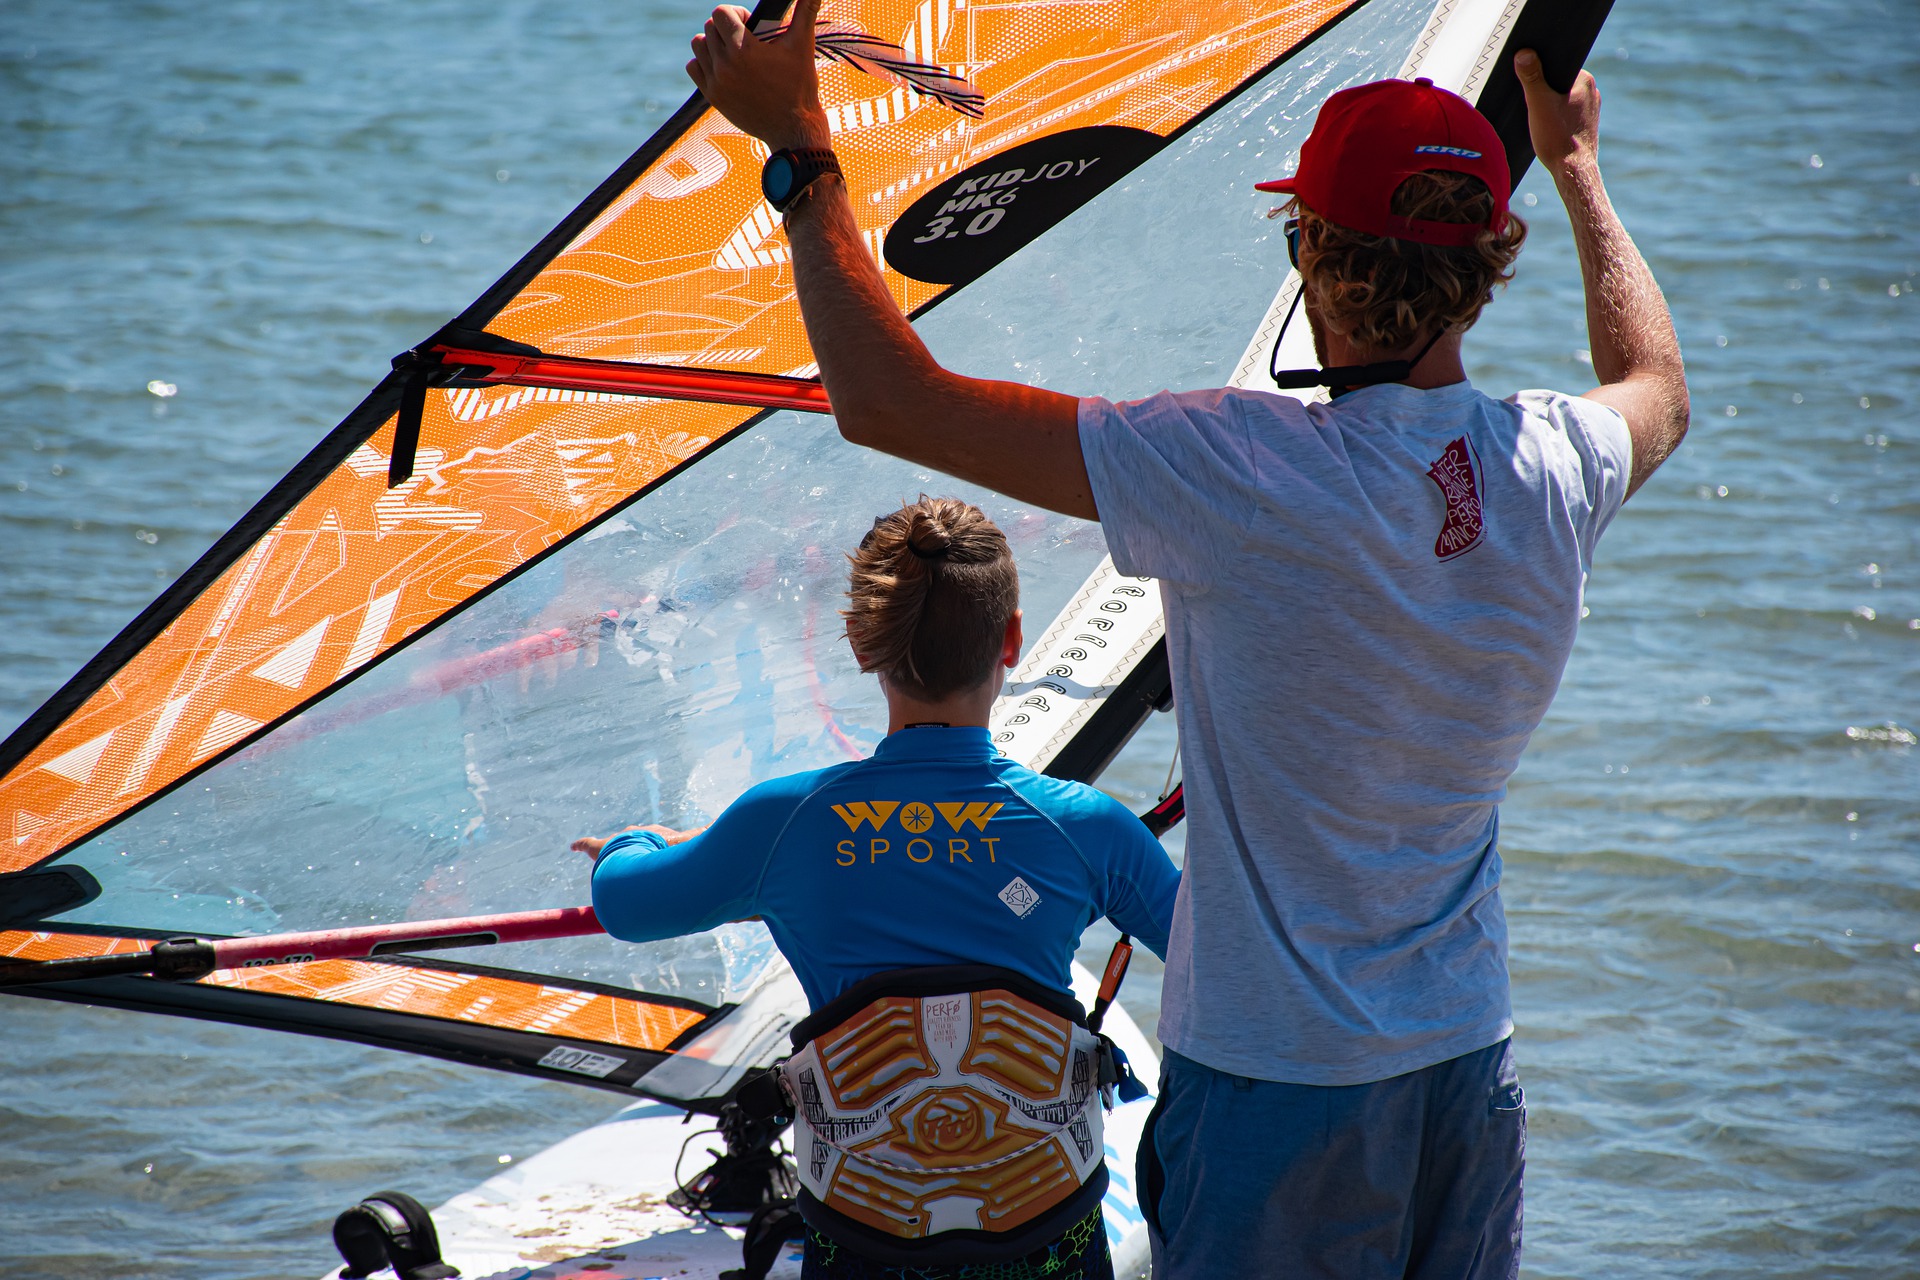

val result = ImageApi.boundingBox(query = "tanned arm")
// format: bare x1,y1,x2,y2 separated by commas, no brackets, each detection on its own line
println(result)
1516,50,1689,498
688,0,1096,519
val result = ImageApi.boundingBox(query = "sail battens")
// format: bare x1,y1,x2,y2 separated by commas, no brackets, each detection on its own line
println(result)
434,346,833,414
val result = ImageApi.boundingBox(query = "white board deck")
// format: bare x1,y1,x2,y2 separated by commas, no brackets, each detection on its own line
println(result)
357,962,1156,1280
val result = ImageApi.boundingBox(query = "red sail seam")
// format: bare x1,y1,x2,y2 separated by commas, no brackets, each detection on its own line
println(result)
432,345,832,414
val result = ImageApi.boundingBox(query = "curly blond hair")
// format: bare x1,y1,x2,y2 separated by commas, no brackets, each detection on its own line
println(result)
1294,170,1528,351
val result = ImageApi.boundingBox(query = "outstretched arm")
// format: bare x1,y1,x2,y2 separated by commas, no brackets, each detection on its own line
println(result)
1516,50,1689,498
571,823,703,864
589,813,763,940
688,0,1095,519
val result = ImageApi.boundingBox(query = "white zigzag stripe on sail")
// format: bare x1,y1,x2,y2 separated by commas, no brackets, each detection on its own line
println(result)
988,558,1164,773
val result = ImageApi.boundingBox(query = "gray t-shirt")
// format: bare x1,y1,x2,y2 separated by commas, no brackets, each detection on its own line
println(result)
1079,380,1633,1085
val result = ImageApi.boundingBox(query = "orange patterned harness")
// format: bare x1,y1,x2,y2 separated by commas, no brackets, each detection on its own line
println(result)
780,967,1111,1263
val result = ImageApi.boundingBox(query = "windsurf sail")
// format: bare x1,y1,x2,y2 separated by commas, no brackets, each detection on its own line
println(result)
0,0,1610,1109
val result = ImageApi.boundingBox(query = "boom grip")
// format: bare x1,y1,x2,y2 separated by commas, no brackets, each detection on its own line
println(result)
0,937,217,988
0,949,157,987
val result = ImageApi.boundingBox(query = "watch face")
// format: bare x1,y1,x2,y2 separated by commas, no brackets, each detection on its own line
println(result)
764,154,797,205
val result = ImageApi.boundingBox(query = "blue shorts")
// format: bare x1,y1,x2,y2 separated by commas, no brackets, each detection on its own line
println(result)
1138,1038,1525,1280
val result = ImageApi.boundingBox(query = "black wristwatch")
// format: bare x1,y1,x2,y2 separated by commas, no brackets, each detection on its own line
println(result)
762,147,842,214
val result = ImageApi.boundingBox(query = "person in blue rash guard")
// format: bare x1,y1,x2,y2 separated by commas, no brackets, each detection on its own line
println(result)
573,495,1179,1280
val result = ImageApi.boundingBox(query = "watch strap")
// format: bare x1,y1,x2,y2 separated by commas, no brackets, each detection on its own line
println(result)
766,147,843,214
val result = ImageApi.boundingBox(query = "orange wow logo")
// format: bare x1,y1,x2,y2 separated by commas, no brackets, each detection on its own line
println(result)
830,799,1006,867
831,801,1003,832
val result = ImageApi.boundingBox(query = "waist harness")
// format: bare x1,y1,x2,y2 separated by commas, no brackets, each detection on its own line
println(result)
780,965,1111,1265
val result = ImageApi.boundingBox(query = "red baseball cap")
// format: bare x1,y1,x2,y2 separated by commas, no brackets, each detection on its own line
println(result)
1256,77,1510,247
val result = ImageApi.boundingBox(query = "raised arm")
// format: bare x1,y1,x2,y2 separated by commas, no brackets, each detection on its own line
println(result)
1516,50,1689,498
688,0,1095,519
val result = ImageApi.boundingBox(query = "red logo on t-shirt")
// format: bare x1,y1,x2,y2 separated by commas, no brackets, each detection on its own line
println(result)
1426,436,1484,560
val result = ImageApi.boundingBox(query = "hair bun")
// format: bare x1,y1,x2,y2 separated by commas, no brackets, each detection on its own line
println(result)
843,495,1018,699
907,512,952,559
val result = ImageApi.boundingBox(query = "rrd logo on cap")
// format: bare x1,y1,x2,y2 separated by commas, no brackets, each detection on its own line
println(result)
1413,144,1483,158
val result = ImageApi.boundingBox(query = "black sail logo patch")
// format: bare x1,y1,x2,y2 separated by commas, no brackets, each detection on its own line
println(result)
884,126,1165,286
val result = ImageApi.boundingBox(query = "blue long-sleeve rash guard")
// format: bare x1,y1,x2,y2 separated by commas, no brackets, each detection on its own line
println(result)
592,725,1181,1009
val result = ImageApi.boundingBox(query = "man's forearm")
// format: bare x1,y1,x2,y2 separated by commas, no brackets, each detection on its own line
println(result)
1554,156,1689,489
783,177,1097,518
1556,159,1672,384
690,3,1094,517
785,176,945,434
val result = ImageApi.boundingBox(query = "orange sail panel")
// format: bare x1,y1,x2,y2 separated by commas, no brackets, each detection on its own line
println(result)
1,930,706,1054
0,0,1353,872
488,0,1358,360
2,392,750,871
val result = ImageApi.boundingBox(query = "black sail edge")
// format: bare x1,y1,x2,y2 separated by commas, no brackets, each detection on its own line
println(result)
1478,0,1618,184
1040,639,1174,787
446,0,799,330
0,373,405,783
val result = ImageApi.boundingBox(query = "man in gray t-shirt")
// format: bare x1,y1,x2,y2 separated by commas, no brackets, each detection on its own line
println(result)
690,3,1688,1274
1080,382,1631,1089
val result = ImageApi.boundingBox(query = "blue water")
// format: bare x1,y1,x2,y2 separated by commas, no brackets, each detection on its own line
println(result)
2,0,1916,1276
